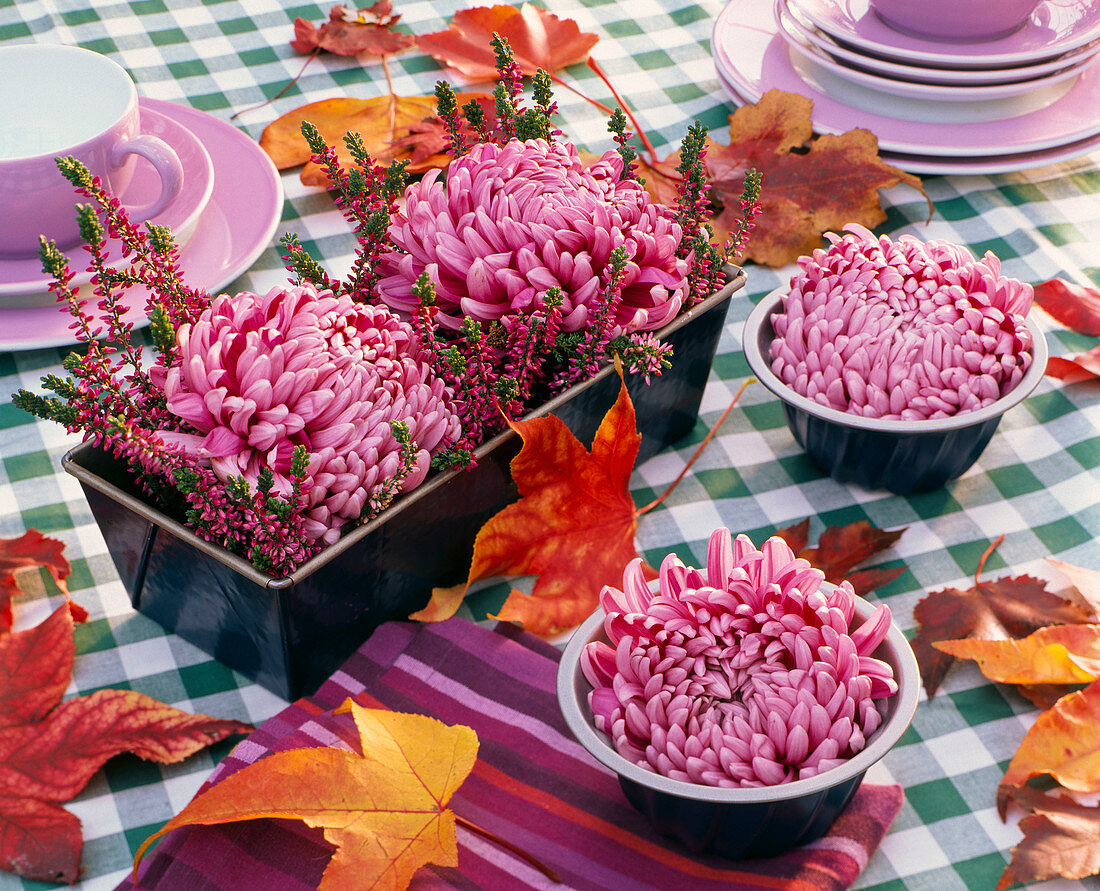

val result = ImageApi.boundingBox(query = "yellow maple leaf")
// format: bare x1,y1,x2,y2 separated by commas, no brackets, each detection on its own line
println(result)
134,702,479,890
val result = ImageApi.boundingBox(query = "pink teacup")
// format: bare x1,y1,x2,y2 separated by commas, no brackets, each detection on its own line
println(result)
869,0,1042,42
0,44,184,258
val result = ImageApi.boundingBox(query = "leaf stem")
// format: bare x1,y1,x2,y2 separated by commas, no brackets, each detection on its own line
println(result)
635,377,753,517
454,814,561,883
585,58,659,166
549,72,614,115
231,48,320,120
975,534,1005,586
382,53,395,97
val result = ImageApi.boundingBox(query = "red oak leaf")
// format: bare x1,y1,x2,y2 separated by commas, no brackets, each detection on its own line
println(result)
413,378,652,637
701,90,927,267
1034,278,1100,336
774,518,906,597
0,529,83,634
0,604,251,884
1046,344,1100,383
418,3,599,80
290,2,415,57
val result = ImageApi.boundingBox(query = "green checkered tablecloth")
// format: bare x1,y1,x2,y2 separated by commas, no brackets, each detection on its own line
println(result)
2,0,1099,888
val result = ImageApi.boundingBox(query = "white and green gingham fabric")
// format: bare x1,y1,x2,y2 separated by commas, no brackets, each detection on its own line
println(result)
2,0,1099,888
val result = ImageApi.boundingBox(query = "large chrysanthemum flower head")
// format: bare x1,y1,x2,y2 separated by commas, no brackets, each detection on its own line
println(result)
769,224,1034,420
375,138,689,334
157,283,462,544
581,528,897,787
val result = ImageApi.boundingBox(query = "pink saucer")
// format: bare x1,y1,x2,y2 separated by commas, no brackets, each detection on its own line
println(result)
0,102,214,302
714,61,1100,174
0,98,283,351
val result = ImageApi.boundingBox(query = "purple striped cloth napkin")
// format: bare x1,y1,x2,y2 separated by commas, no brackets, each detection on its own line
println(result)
121,619,902,891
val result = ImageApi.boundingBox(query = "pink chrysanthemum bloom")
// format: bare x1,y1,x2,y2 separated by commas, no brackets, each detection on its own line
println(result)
769,223,1034,420
157,283,462,544
581,528,897,788
375,138,689,334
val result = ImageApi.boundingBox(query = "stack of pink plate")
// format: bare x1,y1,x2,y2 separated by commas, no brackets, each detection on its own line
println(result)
712,0,1100,174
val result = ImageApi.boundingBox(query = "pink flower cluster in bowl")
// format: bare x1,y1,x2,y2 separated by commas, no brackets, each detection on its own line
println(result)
155,283,462,544
580,528,898,788
769,224,1034,420
376,138,688,335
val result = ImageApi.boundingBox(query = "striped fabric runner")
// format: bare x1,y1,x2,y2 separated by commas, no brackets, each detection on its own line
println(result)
121,619,903,890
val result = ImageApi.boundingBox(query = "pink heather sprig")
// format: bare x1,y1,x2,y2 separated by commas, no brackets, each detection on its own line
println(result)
501,286,566,405
769,224,1034,420
616,332,673,384
296,122,404,300
491,32,524,142
728,168,763,261
581,528,898,787
54,157,208,333
607,108,639,183
74,204,149,390
434,81,469,157
456,315,503,439
565,246,629,387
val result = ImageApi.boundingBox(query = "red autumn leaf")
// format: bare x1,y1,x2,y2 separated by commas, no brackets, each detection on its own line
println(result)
389,94,500,168
699,90,927,267
997,786,1100,890
418,3,599,80
912,539,1092,698
1033,278,1100,336
0,529,84,634
0,604,73,730
774,518,906,597
290,2,415,57
0,603,251,884
412,378,652,637
1046,344,1100,383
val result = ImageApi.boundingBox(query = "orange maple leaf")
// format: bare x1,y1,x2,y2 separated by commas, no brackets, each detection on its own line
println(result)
0,603,251,884
698,90,926,267
413,376,649,637
417,3,599,81
134,702,479,891
997,679,1100,819
260,92,495,180
413,375,755,636
934,625,1100,686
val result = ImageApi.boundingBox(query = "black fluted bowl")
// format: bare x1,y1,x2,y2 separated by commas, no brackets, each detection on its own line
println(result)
556,590,920,859
743,288,1047,494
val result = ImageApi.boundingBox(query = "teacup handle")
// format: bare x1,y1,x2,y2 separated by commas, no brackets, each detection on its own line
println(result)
109,135,184,225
